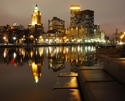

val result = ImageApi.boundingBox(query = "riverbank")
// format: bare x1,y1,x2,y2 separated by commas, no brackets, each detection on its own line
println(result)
0,43,97,48
96,45,125,58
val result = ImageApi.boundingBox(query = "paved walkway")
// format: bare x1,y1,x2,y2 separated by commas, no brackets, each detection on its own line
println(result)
78,56,125,101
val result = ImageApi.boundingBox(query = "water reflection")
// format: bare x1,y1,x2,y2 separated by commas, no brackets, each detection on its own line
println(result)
0,46,96,83
29,62,42,83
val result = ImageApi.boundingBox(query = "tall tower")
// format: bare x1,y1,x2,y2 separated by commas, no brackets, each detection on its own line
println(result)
70,5,81,27
29,4,44,34
29,4,42,26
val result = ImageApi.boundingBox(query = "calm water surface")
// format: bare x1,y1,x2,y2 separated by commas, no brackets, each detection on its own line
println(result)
0,46,96,101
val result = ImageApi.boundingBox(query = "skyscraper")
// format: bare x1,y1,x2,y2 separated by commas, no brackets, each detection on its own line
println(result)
74,10,94,35
70,5,81,27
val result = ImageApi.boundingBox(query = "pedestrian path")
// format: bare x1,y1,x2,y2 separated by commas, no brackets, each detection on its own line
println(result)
78,63,125,101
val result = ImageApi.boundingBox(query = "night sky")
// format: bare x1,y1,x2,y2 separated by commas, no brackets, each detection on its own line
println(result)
0,0,125,35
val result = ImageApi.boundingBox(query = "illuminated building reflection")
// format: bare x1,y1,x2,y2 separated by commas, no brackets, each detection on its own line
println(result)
29,62,42,83
0,46,96,83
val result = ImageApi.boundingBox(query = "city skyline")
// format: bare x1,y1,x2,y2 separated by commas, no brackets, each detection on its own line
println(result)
0,0,125,36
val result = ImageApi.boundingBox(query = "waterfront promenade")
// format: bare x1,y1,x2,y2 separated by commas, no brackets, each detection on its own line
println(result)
78,54,125,101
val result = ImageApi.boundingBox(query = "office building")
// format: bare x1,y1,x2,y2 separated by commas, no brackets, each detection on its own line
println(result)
48,17,65,34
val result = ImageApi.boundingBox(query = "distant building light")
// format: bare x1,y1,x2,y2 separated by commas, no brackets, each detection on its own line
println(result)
77,39,81,43
13,52,17,59
70,5,81,10
118,42,124,45
11,27,14,29
85,39,91,43
29,35,34,39
13,37,16,40
39,36,43,39
45,39,48,42
3,36,7,40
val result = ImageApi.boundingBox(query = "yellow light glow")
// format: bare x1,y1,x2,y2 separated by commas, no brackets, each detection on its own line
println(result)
31,62,42,84
34,76,39,83
120,34,125,39
30,51,34,57
38,48,43,56
32,62,37,69
32,21,37,25
3,48,8,58
70,5,80,10
29,35,34,39
30,4,42,26
3,36,7,40
39,36,43,39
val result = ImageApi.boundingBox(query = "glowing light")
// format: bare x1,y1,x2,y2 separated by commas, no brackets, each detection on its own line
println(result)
30,4,41,26
70,5,81,10
49,39,53,44
22,49,25,57
45,39,49,42
32,62,37,70
46,47,49,55
13,37,16,40
11,27,14,29
30,51,34,57
39,36,43,39
36,50,38,55
31,62,42,84
49,47,52,53
38,48,43,56
3,48,7,58
3,51,7,58
77,46,81,52
34,5,39,11
31,62,38,83
35,76,39,83
77,39,81,43
29,35,34,39
118,42,124,45
66,47,69,53
56,47,59,54
3,36,7,40
120,35,125,39
32,21,37,26
13,52,17,59
11,59,15,63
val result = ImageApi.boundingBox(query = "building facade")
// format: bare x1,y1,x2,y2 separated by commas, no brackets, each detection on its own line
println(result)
48,17,65,34
29,4,44,34
70,5,81,28
30,4,42,26
74,10,94,36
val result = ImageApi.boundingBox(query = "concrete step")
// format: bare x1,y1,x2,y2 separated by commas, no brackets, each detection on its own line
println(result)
83,82,125,101
79,70,114,82
80,65,103,70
